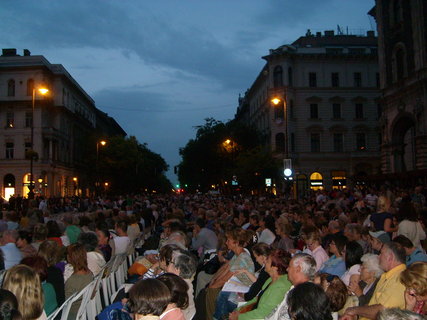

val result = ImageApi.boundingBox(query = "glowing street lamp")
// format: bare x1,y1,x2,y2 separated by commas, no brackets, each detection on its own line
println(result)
28,87,49,199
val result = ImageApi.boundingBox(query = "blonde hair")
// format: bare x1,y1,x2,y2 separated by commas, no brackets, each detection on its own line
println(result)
400,262,427,296
3,265,44,320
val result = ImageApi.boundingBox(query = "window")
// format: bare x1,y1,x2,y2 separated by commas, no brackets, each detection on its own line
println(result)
25,112,32,128
273,66,283,88
6,112,14,128
5,143,14,159
377,104,382,120
310,104,318,119
376,73,380,88
274,103,284,120
332,103,341,119
333,133,344,152
288,67,293,86
290,133,295,152
356,133,366,150
331,73,339,87
25,142,32,154
7,79,15,96
309,72,317,87
311,133,320,152
355,104,364,119
354,72,362,87
275,133,285,153
289,100,294,118
27,79,34,96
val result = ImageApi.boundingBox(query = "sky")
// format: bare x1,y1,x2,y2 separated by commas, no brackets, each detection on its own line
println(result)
1,0,376,184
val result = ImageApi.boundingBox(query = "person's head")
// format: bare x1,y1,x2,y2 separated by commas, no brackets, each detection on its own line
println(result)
156,273,189,310
287,282,332,320
66,243,88,272
249,214,259,226
392,235,414,255
3,265,44,320
377,196,390,213
128,279,171,316
225,228,251,251
0,289,21,320
251,242,272,266
115,220,128,235
16,231,32,249
96,229,110,246
316,274,347,312
32,224,48,243
158,244,180,271
194,218,205,234
344,241,363,270
166,249,197,279
77,232,98,252
328,220,341,234
377,308,425,320
344,223,362,241
400,262,427,303
379,242,406,272
287,253,317,285
266,249,291,276
260,215,276,232
46,220,62,238
275,220,293,237
20,256,48,282
37,240,60,267
302,228,322,251
369,231,390,251
360,253,383,283
328,234,348,257
1,230,18,245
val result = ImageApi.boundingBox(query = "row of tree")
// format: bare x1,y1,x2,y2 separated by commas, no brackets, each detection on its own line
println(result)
80,135,172,195
177,118,282,193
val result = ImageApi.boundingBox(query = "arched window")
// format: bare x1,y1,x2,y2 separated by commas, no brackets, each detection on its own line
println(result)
275,133,285,152
7,79,15,96
27,79,34,96
273,66,283,88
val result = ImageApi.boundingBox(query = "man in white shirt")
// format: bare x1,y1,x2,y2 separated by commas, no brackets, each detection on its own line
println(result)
113,220,131,255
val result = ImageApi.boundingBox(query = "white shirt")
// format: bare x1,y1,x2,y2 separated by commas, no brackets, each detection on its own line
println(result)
114,236,131,255
258,228,276,245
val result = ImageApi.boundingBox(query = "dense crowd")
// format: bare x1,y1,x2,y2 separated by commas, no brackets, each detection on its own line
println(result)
0,184,426,320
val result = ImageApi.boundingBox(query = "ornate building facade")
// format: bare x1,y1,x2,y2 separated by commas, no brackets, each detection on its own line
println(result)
235,31,381,192
370,0,427,180
0,49,125,199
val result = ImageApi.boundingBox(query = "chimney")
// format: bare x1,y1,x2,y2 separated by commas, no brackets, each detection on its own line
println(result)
23,49,31,56
366,30,375,37
316,32,321,37
2,48,17,56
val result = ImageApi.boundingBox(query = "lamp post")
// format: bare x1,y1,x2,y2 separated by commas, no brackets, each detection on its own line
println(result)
96,140,107,196
271,97,288,159
28,87,49,199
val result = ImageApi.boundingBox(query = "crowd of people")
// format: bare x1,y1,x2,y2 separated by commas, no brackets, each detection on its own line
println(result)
0,184,425,320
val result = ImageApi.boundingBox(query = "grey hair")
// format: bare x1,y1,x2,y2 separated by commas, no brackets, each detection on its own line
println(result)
378,308,424,320
291,253,317,280
360,253,383,278
171,249,197,279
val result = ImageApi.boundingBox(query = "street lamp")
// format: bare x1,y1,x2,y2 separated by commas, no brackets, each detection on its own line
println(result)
96,140,107,195
271,97,288,158
28,87,49,199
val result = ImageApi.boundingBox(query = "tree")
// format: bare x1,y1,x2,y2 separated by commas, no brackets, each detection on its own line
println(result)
178,118,280,193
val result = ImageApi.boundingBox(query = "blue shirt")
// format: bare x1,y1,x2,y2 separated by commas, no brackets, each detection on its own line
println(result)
407,248,427,266
0,243,23,269
319,255,346,277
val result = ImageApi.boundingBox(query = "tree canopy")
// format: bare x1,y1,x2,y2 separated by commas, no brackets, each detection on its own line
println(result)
178,118,281,193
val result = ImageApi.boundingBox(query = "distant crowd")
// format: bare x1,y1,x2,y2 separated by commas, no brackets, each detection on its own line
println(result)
0,185,425,320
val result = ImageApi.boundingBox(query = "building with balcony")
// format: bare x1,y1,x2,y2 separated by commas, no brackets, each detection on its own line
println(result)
369,1,427,183
235,30,381,192
0,48,126,199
